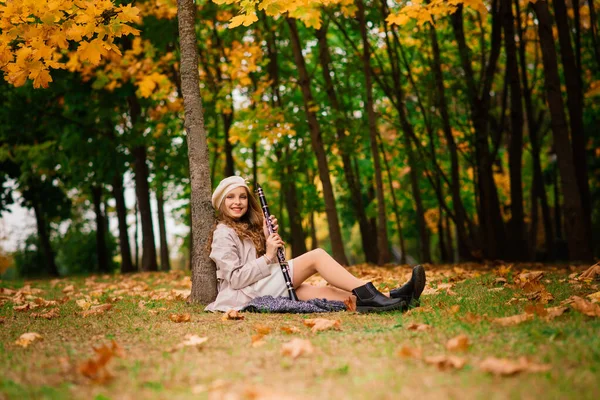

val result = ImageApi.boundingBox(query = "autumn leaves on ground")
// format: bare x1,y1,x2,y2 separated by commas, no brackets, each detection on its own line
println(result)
2,263,600,400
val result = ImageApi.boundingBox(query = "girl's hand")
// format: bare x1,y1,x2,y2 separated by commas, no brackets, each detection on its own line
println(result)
265,232,284,261
263,215,278,239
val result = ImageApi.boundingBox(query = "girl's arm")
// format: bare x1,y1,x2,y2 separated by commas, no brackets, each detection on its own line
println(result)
210,229,271,290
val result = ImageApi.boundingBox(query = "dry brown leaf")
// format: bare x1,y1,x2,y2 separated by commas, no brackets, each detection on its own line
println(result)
251,334,266,348
406,322,431,331
488,287,504,292
496,264,512,277
493,313,533,326
544,306,568,320
78,340,123,383
449,305,461,314
516,271,544,287
524,303,548,317
13,303,38,312
571,296,600,317
62,285,75,293
221,309,244,321
424,355,466,370
446,334,470,352
303,318,341,333
479,356,550,376
459,312,486,324
76,299,92,311
254,324,272,335
344,296,357,312
31,308,59,320
494,277,507,285
397,345,422,359
0,316,6,324
15,332,43,348
81,304,113,318
579,262,600,280
172,334,208,351
281,338,314,359
588,291,600,303
169,313,191,323
280,326,301,334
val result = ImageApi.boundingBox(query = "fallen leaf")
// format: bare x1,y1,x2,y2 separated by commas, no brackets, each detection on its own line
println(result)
31,308,60,320
406,322,431,331
303,318,341,333
449,305,461,314
544,306,568,320
172,334,208,351
281,338,314,359
459,312,486,324
424,355,466,370
0,316,6,324
169,313,191,323
251,334,266,348
397,344,422,359
62,285,75,293
446,334,470,352
488,287,504,292
15,332,43,348
81,304,113,317
570,296,600,317
254,324,272,335
579,262,600,280
494,277,507,285
479,356,550,376
492,313,533,326
280,326,301,334
344,296,357,312
13,303,38,312
587,291,600,303
78,340,123,383
524,303,548,317
222,309,244,321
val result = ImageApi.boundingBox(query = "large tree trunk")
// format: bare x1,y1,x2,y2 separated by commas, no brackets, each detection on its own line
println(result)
286,18,348,265
31,196,59,277
91,185,109,273
157,186,171,271
531,0,593,261
131,145,158,271
357,1,391,264
315,24,378,264
178,0,218,303
552,0,593,250
112,173,134,273
501,0,526,260
451,4,507,259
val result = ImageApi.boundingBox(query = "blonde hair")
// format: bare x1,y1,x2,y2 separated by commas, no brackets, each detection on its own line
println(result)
216,187,266,255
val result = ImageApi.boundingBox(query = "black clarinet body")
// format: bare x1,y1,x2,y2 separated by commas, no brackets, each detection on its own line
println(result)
255,183,299,301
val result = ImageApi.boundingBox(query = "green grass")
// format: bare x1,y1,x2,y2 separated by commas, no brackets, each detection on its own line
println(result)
1,265,599,399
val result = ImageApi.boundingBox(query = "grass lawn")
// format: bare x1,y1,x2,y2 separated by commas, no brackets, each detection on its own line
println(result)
1,263,599,400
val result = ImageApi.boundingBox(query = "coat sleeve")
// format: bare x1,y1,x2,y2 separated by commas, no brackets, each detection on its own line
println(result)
209,227,271,290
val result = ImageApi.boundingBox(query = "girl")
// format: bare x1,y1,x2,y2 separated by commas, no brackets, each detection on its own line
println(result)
205,176,426,313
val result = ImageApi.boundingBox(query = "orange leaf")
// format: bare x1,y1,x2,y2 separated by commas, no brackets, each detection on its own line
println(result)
397,345,422,359
571,296,600,317
169,313,191,323
253,324,272,335
222,309,244,321
479,357,550,376
492,313,533,326
78,341,123,383
446,334,470,352
280,326,301,334
406,322,431,331
81,304,113,317
344,296,357,312
303,318,341,333
281,339,314,359
15,332,43,348
424,355,466,370
31,308,60,320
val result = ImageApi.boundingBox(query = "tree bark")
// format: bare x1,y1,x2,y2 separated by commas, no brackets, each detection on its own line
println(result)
531,0,593,261
223,113,235,176
91,185,109,273
132,145,158,271
501,0,526,260
112,173,134,273
356,1,391,264
315,23,378,264
31,197,59,277
178,0,218,302
157,186,171,271
286,17,348,265
134,198,139,270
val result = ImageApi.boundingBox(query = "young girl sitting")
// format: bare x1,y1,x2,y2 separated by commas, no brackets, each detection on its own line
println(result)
205,176,426,313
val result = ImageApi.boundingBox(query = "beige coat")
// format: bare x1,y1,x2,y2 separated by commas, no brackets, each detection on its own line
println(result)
205,223,272,312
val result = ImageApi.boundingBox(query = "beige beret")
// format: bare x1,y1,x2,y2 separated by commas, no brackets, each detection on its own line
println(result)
211,176,250,209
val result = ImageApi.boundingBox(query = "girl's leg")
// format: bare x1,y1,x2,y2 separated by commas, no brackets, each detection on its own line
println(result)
296,284,352,302
292,248,366,291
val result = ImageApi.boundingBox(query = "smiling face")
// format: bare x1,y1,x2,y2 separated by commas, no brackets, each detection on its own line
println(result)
223,186,249,220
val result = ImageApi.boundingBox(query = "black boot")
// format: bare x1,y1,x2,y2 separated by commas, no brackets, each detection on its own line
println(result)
352,282,406,313
390,265,426,307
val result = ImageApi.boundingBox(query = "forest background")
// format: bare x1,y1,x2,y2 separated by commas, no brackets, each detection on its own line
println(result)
1,0,599,289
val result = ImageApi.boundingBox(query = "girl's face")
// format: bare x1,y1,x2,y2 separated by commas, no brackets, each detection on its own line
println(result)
223,186,249,220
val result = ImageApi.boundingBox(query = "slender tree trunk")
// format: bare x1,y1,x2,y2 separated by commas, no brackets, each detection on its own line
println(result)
552,0,593,250
315,24,378,263
357,1,391,264
178,0,218,302
132,145,158,271
286,17,348,265
31,197,59,277
223,113,235,176
309,212,318,250
157,186,171,271
502,0,526,260
91,185,109,273
112,173,134,273
134,198,139,270
531,0,593,261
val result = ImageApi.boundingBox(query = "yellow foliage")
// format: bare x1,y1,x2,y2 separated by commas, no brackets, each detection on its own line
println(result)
386,0,487,27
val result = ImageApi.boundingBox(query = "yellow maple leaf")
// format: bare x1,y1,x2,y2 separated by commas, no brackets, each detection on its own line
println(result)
229,13,258,28
387,13,411,26
117,4,141,23
77,39,108,65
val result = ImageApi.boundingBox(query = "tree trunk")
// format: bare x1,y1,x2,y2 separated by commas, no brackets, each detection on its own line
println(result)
112,173,134,273
315,23,378,264
91,185,109,273
286,17,348,265
178,0,218,302
223,113,235,176
132,145,158,271
31,197,59,277
502,0,526,260
357,1,391,264
157,186,171,271
309,212,318,250
531,0,593,261
552,0,593,250
134,199,139,270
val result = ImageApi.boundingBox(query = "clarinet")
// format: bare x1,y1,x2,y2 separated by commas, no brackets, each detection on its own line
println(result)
255,183,299,301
